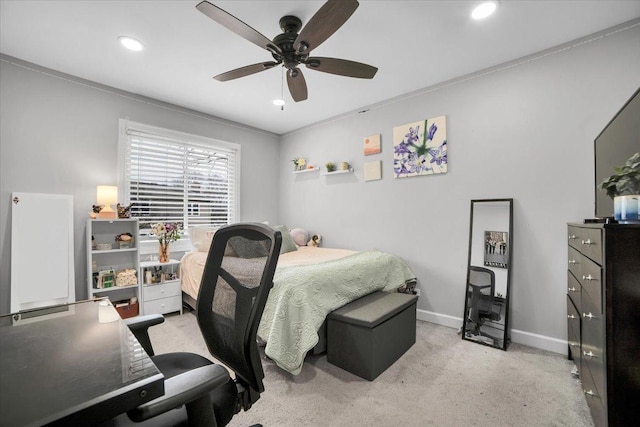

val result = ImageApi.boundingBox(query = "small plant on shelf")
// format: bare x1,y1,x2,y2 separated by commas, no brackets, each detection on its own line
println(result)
325,162,336,172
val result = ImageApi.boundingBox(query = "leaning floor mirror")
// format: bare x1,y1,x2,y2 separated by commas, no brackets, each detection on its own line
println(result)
462,199,513,350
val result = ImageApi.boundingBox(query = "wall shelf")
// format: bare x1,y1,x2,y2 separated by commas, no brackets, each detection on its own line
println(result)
293,167,319,174
322,168,354,176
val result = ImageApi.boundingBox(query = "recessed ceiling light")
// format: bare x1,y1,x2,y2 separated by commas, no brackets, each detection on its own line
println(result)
273,99,285,106
471,1,498,20
118,36,144,52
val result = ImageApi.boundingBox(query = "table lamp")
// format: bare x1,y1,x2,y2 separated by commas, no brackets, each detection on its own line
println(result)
97,185,118,219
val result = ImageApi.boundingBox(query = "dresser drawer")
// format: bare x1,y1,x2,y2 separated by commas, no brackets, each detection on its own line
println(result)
144,280,181,302
144,296,182,315
581,361,606,427
582,294,604,402
567,225,583,251
567,296,581,368
567,271,581,312
567,246,582,280
577,227,603,265
579,257,602,312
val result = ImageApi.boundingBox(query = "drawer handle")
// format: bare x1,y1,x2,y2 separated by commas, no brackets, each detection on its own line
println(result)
568,234,577,240
583,350,599,359
568,286,577,292
568,259,577,265
567,314,577,319
584,389,599,398
582,312,599,320
582,274,594,281
581,239,593,246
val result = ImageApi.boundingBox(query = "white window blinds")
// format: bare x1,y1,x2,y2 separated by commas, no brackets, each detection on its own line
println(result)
119,121,240,232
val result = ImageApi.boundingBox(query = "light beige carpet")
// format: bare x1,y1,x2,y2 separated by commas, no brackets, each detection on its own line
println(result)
149,311,593,427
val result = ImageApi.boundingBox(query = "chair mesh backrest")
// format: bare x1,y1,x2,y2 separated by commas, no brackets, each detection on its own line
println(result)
196,223,281,394
469,266,494,299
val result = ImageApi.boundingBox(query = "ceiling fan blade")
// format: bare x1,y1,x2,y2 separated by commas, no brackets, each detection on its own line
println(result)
293,0,359,54
305,57,378,79
214,61,279,82
196,1,281,56
287,68,308,102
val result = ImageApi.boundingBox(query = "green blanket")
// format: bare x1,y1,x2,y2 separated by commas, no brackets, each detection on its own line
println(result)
257,249,416,375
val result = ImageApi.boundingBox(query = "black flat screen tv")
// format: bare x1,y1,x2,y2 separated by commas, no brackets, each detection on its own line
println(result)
594,87,640,218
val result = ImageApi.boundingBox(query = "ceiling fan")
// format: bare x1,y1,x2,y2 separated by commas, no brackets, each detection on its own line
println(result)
196,0,378,102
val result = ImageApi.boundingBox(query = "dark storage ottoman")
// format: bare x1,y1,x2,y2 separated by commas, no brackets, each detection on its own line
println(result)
327,291,418,381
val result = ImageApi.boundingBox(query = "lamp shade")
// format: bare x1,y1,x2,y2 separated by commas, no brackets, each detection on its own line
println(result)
97,186,118,205
97,185,118,219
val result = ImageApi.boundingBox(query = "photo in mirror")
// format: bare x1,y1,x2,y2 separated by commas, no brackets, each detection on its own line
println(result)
484,231,509,269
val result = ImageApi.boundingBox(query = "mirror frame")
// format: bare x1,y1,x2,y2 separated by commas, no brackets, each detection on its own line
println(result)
462,198,513,350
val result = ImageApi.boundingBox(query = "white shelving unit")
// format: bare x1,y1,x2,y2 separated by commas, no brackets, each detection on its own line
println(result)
86,218,140,316
140,259,182,315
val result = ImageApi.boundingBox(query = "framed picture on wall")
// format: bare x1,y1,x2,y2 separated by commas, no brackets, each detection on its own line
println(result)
484,231,509,268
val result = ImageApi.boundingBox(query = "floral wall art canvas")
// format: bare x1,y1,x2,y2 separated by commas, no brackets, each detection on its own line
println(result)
393,115,447,178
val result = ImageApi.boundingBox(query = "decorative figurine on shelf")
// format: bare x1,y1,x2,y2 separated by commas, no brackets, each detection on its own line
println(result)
115,232,134,249
90,204,102,219
117,202,134,218
307,234,322,247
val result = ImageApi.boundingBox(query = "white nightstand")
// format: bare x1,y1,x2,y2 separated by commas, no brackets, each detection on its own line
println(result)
140,259,182,315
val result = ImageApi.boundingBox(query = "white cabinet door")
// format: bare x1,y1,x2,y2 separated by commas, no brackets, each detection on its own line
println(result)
11,192,75,312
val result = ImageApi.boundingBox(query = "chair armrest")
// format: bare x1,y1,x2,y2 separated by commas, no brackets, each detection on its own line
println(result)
127,364,231,422
125,314,165,356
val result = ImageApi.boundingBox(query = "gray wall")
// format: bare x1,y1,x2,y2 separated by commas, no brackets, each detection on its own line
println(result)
1,21,639,352
278,22,640,351
0,57,281,314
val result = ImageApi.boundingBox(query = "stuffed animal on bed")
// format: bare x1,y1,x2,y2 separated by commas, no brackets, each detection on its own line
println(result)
290,228,309,247
307,234,322,247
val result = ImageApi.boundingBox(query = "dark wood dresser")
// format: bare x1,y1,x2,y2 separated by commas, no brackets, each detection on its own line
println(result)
567,223,640,426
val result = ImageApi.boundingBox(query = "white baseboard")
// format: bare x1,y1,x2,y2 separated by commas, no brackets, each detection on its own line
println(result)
509,329,567,354
417,308,567,355
417,308,463,330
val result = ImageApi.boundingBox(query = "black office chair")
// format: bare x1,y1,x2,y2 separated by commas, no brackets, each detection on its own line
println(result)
111,222,282,427
465,266,501,340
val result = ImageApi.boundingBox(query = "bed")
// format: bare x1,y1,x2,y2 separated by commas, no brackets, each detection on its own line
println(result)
180,228,416,375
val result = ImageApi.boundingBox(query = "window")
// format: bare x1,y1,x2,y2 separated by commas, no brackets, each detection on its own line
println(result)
118,120,240,233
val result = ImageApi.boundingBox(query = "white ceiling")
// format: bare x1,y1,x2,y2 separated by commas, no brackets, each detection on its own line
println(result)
2,1,639,135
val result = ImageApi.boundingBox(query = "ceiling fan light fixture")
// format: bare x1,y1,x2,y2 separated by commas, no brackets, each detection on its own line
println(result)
471,1,499,20
118,36,144,51
273,99,285,106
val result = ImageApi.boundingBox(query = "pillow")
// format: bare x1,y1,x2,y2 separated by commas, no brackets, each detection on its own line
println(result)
190,226,238,256
190,226,218,252
274,225,298,254
290,228,309,247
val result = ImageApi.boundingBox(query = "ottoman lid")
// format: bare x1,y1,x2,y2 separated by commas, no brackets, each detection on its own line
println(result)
329,291,418,328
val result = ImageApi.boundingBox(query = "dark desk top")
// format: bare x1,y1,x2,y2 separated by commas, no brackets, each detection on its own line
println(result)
0,300,164,426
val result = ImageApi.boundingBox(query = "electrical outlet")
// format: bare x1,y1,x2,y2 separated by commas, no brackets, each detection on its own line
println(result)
414,289,421,297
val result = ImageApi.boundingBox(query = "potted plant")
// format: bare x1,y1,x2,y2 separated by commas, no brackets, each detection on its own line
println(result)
325,162,336,173
292,157,306,171
598,152,640,221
